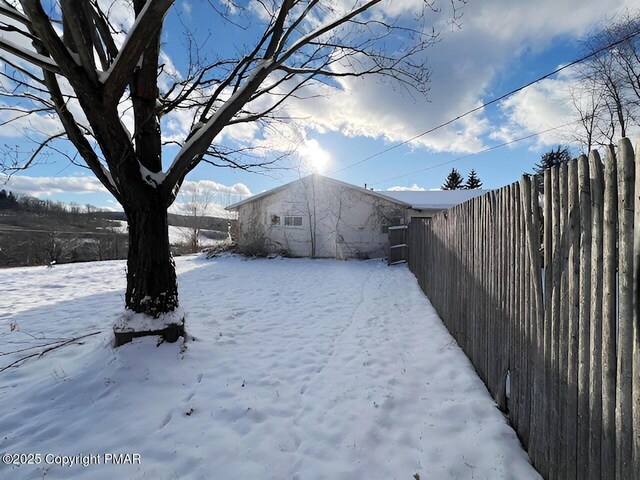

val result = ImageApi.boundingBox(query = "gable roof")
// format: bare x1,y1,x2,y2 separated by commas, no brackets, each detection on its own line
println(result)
378,189,489,210
225,174,490,211
225,174,412,210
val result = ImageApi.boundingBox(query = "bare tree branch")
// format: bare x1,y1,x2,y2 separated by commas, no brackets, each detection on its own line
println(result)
102,0,174,105
0,35,60,72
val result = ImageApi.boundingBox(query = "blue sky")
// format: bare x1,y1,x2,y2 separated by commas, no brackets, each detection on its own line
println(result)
1,0,638,211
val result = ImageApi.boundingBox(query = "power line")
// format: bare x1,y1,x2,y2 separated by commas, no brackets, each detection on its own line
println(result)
369,120,579,186
329,27,640,176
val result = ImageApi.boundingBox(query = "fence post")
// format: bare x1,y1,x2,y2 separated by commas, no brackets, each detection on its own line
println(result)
632,138,640,476
558,161,569,480
520,175,544,468
550,166,561,478
588,150,604,479
602,145,618,480
616,138,635,480
566,157,580,480
577,154,592,480
541,169,553,477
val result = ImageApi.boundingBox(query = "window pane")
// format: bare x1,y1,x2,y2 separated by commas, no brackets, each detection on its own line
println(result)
284,216,302,226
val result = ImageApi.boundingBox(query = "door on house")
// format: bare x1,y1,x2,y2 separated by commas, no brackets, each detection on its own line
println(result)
388,225,408,265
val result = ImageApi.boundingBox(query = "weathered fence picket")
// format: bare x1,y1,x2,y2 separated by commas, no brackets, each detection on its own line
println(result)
558,161,569,480
405,137,640,479
566,156,580,480
602,144,618,480
589,151,604,480
617,138,635,480
577,154,592,480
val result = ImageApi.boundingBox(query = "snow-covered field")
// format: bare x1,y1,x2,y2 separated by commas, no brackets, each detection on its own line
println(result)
110,221,228,248
167,225,228,247
0,256,539,480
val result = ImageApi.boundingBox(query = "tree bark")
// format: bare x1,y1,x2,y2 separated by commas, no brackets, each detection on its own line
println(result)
125,199,178,317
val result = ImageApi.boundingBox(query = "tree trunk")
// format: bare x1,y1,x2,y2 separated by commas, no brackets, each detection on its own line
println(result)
125,200,178,316
114,199,183,346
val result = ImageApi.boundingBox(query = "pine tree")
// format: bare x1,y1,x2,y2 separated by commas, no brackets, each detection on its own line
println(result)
532,146,572,191
442,168,464,190
464,169,483,189
0,189,16,209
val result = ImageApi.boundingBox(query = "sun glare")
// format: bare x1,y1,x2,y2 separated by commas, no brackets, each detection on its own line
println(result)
303,140,331,174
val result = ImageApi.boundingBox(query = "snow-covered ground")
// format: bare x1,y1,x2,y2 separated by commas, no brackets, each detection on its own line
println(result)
0,256,539,480
105,221,228,248
168,199,237,220
167,225,229,248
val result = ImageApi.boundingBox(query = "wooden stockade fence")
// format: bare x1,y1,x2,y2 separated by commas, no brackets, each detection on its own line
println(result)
407,137,640,479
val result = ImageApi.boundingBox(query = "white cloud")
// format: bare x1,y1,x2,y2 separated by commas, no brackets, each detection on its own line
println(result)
491,77,575,147
2,175,108,196
178,179,252,197
492,64,640,152
386,184,426,191
1,174,252,217
0,109,63,138
154,0,640,166
274,0,636,155
2,0,637,174
169,179,252,218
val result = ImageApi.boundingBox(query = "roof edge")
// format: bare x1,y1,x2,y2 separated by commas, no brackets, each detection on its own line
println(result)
225,174,412,210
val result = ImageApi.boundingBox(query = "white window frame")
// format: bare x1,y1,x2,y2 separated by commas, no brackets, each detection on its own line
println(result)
283,215,303,227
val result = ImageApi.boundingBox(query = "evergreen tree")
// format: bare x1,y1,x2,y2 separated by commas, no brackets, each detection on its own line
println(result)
532,146,572,191
442,168,464,190
0,189,16,209
464,169,483,189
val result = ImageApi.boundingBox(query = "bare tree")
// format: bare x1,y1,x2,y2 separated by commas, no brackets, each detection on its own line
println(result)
0,0,463,340
177,185,217,254
567,77,609,153
570,10,640,146
41,230,79,265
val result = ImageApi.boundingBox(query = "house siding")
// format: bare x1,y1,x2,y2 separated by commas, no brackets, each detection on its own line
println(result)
235,175,407,259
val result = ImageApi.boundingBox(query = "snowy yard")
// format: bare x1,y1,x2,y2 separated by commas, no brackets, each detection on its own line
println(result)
0,256,539,479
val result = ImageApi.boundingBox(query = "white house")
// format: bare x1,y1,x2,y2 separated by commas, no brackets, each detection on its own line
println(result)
226,174,486,259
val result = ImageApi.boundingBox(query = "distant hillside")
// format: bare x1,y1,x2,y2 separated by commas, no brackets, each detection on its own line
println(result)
0,207,128,267
0,193,236,267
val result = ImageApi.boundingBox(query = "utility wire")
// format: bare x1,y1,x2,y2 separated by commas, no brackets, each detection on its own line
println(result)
369,120,580,186
328,27,640,177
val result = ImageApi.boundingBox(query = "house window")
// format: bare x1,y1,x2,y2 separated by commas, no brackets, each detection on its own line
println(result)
284,216,303,227
270,214,280,225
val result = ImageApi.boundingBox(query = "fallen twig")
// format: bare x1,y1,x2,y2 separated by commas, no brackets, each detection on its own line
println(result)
0,331,102,373
0,343,53,356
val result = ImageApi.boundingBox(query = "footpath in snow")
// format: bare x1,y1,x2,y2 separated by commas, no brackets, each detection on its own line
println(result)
0,255,540,479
